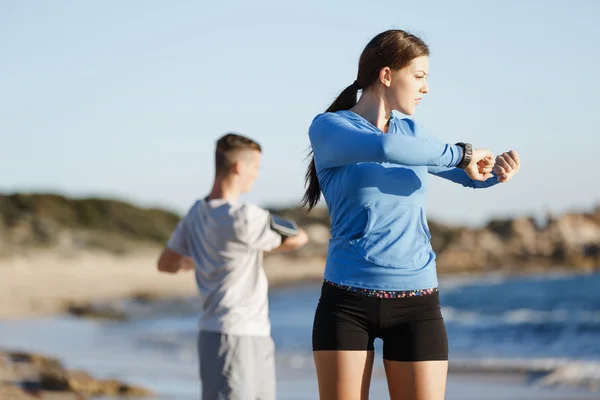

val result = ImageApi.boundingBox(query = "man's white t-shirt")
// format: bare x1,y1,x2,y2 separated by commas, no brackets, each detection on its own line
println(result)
167,198,282,337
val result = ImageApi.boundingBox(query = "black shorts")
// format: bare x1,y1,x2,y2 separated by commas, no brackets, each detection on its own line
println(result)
312,281,448,361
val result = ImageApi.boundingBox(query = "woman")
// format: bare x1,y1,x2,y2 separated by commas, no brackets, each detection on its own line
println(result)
304,29,520,400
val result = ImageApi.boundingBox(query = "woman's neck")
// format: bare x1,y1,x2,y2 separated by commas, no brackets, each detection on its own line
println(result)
350,91,391,132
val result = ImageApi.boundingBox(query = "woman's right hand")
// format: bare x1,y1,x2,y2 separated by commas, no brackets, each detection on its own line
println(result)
465,148,495,181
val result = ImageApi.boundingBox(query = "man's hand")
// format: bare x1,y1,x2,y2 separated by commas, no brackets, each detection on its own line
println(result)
157,248,192,274
180,257,195,271
493,150,521,183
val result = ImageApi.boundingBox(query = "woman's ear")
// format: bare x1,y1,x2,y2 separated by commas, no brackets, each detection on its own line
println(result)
379,66,392,87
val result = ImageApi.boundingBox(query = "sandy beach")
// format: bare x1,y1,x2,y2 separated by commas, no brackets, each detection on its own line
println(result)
0,250,325,319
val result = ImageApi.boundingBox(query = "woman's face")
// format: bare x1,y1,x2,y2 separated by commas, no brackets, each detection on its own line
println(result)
384,56,430,116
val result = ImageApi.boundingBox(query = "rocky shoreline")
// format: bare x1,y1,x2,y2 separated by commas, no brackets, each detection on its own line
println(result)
0,350,153,399
1,193,598,274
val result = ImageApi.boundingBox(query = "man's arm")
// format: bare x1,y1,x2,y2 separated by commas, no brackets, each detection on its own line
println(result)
157,216,192,274
157,248,193,273
240,205,309,253
270,228,309,252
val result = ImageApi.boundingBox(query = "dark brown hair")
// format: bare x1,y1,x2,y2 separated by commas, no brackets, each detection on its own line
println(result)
215,133,262,174
301,30,429,210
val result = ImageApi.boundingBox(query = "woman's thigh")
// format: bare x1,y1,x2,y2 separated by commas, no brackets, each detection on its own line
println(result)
383,360,448,400
379,292,449,400
312,282,380,399
314,350,375,400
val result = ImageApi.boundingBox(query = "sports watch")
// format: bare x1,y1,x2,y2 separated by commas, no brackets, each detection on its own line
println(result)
455,142,473,169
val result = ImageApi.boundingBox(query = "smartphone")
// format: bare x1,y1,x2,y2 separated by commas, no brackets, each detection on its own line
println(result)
270,214,299,237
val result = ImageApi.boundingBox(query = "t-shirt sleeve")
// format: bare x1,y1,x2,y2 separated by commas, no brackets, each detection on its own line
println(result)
166,216,190,256
238,204,282,251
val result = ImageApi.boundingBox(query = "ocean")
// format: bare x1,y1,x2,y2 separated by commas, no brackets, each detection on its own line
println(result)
1,270,599,399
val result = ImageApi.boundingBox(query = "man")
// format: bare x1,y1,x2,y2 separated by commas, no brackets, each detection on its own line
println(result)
157,133,309,400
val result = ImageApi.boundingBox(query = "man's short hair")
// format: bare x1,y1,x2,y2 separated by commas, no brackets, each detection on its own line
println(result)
215,133,262,174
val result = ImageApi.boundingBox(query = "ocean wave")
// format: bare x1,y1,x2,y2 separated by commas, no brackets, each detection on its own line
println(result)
442,307,600,326
275,352,600,391
439,270,596,294
450,357,600,391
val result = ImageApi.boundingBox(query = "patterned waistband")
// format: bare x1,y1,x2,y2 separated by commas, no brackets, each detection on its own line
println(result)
325,280,438,298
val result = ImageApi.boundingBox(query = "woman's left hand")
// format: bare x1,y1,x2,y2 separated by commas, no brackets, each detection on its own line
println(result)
493,150,521,183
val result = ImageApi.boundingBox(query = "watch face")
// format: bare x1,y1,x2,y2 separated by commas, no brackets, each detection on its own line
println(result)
455,142,471,169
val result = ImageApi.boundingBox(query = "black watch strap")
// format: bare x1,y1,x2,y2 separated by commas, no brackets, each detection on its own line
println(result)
455,142,473,169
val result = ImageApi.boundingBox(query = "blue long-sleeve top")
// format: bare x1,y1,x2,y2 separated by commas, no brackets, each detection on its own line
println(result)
308,110,500,290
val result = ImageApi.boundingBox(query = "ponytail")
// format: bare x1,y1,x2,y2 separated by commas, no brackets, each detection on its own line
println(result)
301,82,362,211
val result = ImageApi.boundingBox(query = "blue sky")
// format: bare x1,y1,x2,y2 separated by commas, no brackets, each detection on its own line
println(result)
1,0,598,226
